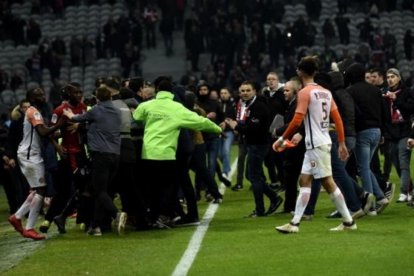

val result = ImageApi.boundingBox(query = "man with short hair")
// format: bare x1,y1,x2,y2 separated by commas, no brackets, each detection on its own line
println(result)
226,81,283,217
8,88,63,240
262,72,286,189
40,82,88,234
274,56,356,233
384,68,414,202
133,77,222,227
64,85,127,236
275,78,305,213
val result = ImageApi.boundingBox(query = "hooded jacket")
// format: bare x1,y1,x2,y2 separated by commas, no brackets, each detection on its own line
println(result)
329,71,356,137
345,63,386,132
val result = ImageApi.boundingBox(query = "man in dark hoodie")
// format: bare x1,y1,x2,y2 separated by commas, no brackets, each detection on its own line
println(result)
326,71,367,218
345,63,389,215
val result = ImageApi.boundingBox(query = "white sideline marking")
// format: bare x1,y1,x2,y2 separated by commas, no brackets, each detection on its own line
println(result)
172,159,238,276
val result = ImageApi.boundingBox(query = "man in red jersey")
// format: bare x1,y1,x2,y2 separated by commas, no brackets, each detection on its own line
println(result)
39,83,88,234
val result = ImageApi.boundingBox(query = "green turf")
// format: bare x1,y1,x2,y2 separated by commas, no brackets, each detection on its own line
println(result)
1,152,414,275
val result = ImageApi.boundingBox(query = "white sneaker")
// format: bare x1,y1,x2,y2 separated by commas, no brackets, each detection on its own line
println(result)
330,221,357,231
275,223,299,234
408,194,413,202
397,194,408,203
114,212,127,235
367,209,377,216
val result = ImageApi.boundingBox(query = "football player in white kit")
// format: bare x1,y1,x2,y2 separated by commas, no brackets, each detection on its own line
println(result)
8,88,62,240
273,56,356,233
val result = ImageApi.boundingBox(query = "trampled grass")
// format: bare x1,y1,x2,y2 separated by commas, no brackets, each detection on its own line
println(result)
1,152,414,275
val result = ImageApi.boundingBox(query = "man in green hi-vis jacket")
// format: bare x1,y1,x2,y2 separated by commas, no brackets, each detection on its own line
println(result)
133,77,222,228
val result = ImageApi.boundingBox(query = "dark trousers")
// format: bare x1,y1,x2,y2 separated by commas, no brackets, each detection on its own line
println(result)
246,144,277,215
283,148,304,212
45,158,73,221
90,152,120,228
45,152,89,222
143,159,177,222
176,152,198,221
191,143,221,199
264,148,284,184
236,139,247,187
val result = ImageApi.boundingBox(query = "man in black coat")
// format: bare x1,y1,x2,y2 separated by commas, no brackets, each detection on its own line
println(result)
226,81,283,217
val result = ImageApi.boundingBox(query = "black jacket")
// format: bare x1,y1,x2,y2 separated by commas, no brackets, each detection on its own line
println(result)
235,96,270,145
383,82,414,140
220,99,236,132
275,97,305,165
196,95,224,141
263,86,286,120
345,63,386,132
329,71,356,137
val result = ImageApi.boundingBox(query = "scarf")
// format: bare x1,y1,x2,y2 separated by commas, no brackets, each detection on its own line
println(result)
236,96,256,123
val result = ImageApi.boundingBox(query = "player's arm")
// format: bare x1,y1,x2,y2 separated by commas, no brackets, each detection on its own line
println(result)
35,121,62,137
273,89,309,151
29,108,63,137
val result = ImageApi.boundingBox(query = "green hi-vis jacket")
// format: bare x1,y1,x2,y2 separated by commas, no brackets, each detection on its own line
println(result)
133,91,222,160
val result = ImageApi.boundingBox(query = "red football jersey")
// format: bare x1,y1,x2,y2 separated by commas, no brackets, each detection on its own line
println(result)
52,101,87,153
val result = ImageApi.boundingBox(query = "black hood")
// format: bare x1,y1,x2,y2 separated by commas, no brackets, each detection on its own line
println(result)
328,71,345,90
344,63,366,85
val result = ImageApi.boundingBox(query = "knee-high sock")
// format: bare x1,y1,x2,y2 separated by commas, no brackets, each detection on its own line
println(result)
15,191,36,220
291,187,311,224
330,188,353,223
26,193,43,230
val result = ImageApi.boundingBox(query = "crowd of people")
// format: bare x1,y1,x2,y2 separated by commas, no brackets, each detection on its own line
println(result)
1,51,414,239
1,0,414,101
0,1,414,240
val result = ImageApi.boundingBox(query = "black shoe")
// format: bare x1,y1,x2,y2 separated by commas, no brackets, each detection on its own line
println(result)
53,215,67,234
266,196,283,215
231,185,243,191
244,210,266,218
175,217,200,227
219,174,231,187
326,210,342,219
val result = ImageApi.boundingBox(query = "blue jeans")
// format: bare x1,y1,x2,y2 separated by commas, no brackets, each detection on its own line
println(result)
355,128,384,199
390,137,412,194
219,130,235,175
246,144,277,215
331,133,361,212
205,137,220,181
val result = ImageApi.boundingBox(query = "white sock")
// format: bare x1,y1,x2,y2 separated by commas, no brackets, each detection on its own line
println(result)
330,188,353,223
26,193,43,230
291,187,311,225
15,191,35,219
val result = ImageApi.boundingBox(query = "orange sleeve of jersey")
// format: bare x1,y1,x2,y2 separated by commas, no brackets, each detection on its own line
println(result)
26,107,44,127
331,108,345,143
295,87,311,115
282,112,305,139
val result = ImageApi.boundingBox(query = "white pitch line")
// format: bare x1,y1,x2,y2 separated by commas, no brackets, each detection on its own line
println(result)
171,159,238,276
